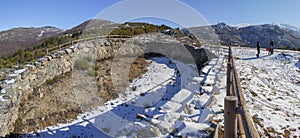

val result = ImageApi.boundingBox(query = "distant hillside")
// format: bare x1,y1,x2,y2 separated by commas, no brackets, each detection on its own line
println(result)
0,20,178,69
211,23,247,46
62,19,115,36
239,24,300,49
190,23,300,50
0,26,62,57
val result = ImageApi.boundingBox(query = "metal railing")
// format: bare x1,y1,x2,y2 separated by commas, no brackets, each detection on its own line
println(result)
224,46,260,138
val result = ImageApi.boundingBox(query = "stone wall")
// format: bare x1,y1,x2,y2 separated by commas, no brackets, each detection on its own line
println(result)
0,33,211,136
0,38,123,136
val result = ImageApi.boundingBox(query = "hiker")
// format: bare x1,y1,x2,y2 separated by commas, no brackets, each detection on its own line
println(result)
256,41,260,57
270,40,274,55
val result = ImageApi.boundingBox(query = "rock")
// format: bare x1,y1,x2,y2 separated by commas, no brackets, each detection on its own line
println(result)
46,56,53,61
65,48,73,54
82,47,89,53
21,71,28,80
25,64,35,71
39,92,44,98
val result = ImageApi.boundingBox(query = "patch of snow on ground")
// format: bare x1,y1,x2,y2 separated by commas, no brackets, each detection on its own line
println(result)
38,30,44,37
14,69,26,74
0,95,7,102
4,79,15,84
0,88,6,94
232,47,300,137
25,53,230,138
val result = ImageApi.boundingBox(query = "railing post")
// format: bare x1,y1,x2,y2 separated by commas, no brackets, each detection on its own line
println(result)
226,62,232,96
224,96,237,138
228,46,231,63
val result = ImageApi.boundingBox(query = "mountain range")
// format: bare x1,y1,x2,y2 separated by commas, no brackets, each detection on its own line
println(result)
1,20,300,58
190,22,300,49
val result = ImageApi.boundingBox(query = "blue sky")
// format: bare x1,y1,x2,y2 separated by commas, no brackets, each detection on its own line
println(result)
0,0,299,31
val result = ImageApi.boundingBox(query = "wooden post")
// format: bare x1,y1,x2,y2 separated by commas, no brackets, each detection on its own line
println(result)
46,49,49,55
226,63,232,96
224,96,237,138
228,47,231,63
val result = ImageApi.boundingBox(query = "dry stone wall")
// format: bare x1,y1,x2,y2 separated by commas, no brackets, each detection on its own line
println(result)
0,38,123,136
0,33,211,136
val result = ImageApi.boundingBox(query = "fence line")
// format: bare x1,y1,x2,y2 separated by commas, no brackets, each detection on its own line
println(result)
225,46,260,138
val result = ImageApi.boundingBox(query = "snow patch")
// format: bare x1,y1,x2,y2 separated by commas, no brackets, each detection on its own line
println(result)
38,30,44,37
0,88,6,94
0,95,7,102
5,79,15,84
14,68,26,74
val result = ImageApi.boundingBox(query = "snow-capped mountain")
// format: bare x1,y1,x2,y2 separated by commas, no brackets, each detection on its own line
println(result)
239,24,300,49
232,23,251,29
190,23,300,50
278,23,300,35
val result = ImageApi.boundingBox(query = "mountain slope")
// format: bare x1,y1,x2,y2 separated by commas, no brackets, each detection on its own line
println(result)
211,23,247,46
0,26,62,57
190,23,300,50
239,24,300,49
62,19,116,36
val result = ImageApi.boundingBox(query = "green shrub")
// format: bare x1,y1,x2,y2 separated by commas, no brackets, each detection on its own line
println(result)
88,70,98,76
84,56,93,62
94,65,99,71
0,74,4,81
74,58,89,70
45,79,52,84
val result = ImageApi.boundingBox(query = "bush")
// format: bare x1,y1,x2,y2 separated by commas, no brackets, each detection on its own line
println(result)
0,74,5,81
74,58,89,70
94,65,99,71
84,56,93,62
88,70,98,76
45,79,52,84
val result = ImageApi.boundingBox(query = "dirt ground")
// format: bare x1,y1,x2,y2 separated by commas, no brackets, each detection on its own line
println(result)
13,57,150,134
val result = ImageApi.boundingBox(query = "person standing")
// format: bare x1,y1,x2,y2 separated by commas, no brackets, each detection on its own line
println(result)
270,40,274,55
256,41,261,57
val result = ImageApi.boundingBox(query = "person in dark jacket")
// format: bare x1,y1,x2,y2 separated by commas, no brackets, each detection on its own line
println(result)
270,40,274,55
256,41,261,57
